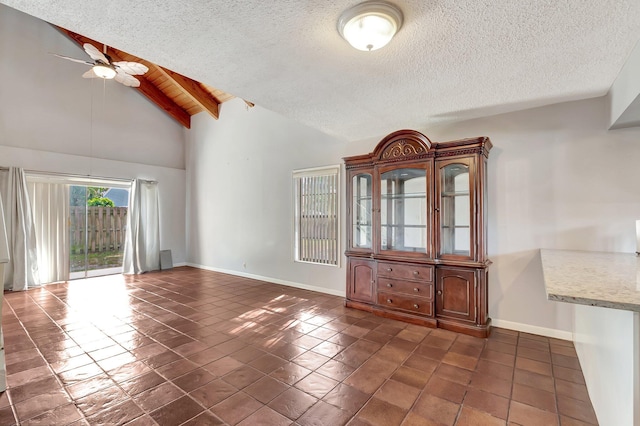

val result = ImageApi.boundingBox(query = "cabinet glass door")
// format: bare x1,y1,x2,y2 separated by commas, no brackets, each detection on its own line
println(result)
440,163,470,256
380,168,427,252
352,173,373,249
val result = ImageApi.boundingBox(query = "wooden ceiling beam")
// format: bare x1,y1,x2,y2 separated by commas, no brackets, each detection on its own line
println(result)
134,79,191,128
155,66,220,120
55,27,191,128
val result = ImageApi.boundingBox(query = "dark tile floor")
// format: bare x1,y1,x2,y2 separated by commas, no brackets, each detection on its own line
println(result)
0,267,598,425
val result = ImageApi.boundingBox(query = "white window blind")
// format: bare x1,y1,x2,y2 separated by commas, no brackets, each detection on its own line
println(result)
293,165,340,266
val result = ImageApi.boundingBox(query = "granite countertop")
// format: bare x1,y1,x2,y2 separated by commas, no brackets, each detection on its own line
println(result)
540,249,640,312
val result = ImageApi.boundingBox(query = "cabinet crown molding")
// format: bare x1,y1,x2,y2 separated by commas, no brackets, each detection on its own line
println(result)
344,130,493,169
375,129,432,161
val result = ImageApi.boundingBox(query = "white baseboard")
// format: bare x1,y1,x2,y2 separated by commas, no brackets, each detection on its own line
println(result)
173,262,187,267
184,264,572,341
491,318,572,341
186,263,346,298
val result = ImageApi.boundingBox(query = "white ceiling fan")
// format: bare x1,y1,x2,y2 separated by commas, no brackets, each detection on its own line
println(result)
54,43,149,87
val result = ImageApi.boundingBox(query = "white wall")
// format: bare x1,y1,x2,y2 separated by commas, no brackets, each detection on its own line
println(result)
188,95,640,337
186,99,349,295
424,97,640,335
573,306,639,426
0,4,185,170
0,4,187,264
609,38,640,128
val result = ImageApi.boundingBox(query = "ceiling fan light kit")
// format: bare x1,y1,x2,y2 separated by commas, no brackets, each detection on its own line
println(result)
338,0,403,51
92,64,116,79
54,42,148,87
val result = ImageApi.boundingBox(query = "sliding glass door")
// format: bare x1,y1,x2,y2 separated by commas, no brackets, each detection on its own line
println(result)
24,173,132,284
69,185,130,279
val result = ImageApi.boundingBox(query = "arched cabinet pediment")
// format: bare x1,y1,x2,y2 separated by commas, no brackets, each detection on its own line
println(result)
343,129,492,338
372,129,433,163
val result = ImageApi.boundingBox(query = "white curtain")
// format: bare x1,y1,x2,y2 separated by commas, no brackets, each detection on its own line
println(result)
123,179,160,274
0,193,9,265
0,167,40,290
28,181,70,284
0,192,9,391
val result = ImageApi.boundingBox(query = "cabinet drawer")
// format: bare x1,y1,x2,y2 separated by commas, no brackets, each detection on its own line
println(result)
377,292,433,316
377,278,433,299
377,262,433,282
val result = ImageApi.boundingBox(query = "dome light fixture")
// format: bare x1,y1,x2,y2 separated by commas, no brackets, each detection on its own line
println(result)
92,64,116,79
338,1,403,51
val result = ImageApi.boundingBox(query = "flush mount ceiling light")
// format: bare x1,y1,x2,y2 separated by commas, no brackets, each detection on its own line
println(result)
92,64,116,79
338,1,403,51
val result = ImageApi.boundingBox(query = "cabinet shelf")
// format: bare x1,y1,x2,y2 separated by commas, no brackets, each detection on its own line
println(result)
381,194,426,200
441,191,469,197
381,224,426,229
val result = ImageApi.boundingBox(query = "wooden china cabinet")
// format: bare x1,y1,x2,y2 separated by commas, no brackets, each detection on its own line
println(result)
344,129,492,337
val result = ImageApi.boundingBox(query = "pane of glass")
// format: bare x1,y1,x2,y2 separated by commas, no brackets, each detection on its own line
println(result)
380,168,426,252
69,186,87,275
297,172,339,265
352,174,372,249
455,227,470,252
69,185,129,278
455,194,470,227
440,164,470,256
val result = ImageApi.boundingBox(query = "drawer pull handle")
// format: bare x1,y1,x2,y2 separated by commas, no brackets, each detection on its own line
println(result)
437,290,442,296
387,298,392,303
386,283,392,288
413,271,419,275
413,304,419,309
413,287,419,292
386,268,392,272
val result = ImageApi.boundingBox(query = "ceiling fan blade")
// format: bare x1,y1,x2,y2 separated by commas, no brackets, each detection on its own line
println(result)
114,69,140,87
52,53,93,65
82,69,99,79
83,43,109,64
113,61,149,75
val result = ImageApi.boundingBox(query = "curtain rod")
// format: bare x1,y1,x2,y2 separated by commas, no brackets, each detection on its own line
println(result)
0,167,157,184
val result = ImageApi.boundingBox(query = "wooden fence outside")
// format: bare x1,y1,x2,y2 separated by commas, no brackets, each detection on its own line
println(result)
70,206,128,254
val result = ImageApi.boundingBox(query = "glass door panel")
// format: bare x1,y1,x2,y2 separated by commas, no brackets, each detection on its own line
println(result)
380,168,427,252
352,173,372,249
69,185,129,279
69,186,88,278
440,164,470,256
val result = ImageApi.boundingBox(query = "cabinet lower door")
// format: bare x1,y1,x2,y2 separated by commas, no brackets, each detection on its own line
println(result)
348,258,375,303
436,267,476,322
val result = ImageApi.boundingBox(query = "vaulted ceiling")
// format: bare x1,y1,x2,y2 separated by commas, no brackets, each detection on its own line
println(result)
57,27,248,129
3,1,640,141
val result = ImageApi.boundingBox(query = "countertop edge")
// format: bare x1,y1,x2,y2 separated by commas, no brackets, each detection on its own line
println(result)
547,293,640,313
541,249,640,313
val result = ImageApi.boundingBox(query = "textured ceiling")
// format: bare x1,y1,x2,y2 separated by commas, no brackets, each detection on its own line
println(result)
2,0,640,141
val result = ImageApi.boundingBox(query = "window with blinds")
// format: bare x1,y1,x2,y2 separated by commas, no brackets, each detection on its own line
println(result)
293,165,340,266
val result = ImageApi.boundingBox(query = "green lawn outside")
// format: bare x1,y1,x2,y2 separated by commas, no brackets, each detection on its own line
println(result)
70,250,124,272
